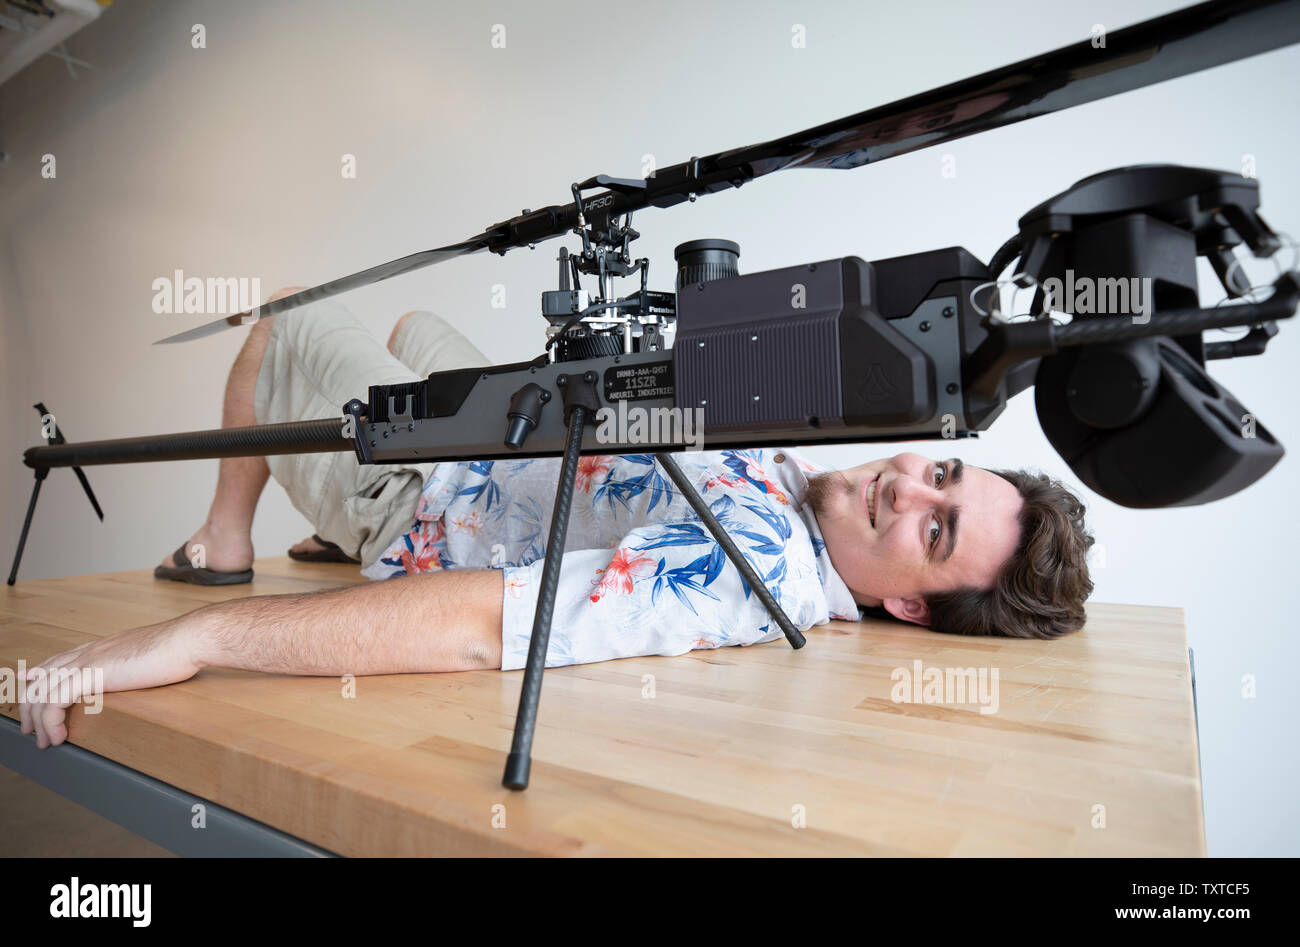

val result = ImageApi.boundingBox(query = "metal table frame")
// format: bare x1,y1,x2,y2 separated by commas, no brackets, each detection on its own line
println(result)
0,716,334,857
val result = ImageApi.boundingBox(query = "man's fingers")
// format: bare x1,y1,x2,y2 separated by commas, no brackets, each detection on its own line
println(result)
39,703,70,747
24,657,84,749
23,670,45,745
30,696,47,748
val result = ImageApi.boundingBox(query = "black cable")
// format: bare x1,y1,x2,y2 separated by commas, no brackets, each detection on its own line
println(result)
987,233,1023,280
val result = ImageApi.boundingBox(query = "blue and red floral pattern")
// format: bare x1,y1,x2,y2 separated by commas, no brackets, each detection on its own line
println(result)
361,448,861,670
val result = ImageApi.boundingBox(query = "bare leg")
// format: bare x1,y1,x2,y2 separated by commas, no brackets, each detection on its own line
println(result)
161,287,306,572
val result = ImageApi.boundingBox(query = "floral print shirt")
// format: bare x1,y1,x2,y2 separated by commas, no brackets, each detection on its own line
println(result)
360,448,863,670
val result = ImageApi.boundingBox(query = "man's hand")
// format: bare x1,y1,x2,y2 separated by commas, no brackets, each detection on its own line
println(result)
19,616,207,749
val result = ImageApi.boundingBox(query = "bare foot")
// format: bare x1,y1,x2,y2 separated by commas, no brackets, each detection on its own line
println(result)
160,522,254,572
288,535,329,557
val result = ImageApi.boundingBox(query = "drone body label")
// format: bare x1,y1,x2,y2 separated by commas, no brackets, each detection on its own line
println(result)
604,361,675,403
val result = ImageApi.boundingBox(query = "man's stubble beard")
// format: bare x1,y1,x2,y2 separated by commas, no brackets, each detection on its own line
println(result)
805,469,854,521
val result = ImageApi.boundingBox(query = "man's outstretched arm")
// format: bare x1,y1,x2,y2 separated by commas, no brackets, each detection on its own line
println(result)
205,568,504,675
19,569,504,748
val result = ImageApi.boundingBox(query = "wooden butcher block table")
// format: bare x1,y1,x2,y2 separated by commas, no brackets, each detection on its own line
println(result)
0,557,1203,856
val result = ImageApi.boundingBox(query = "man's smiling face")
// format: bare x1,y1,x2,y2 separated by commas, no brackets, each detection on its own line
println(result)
805,452,1024,626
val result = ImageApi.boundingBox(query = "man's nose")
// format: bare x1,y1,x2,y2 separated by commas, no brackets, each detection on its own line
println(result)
889,473,941,511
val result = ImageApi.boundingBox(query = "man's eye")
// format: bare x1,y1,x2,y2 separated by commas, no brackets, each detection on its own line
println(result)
928,516,941,547
933,464,946,488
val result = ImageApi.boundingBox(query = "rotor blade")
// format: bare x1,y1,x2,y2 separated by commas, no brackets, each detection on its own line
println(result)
153,0,1300,345
408,0,1300,265
153,236,493,344
711,0,1300,177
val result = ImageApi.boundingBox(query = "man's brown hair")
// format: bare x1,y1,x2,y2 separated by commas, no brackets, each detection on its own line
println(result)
922,469,1095,639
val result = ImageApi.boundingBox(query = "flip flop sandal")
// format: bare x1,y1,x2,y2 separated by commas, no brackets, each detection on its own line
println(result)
287,534,361,564
153,543,254,586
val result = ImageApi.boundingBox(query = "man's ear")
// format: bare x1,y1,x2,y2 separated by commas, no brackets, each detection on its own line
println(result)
882,597,930,627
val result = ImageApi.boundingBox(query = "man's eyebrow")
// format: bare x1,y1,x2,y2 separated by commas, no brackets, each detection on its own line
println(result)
941,459,962,563
942,506,959,563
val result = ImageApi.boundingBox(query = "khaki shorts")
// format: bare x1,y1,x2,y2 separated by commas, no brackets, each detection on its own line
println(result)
253,299,490,567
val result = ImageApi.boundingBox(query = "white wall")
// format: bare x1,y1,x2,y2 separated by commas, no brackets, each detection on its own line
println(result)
1,0,1296,855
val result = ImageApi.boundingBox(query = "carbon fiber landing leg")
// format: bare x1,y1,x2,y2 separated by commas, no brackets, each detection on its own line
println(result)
654,452,804,650
503,374,596,791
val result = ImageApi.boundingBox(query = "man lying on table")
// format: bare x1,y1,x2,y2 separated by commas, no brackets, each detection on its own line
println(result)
18,288,1095,748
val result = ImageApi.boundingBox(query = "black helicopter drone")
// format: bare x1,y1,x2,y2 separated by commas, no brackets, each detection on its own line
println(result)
12,0,1300,789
